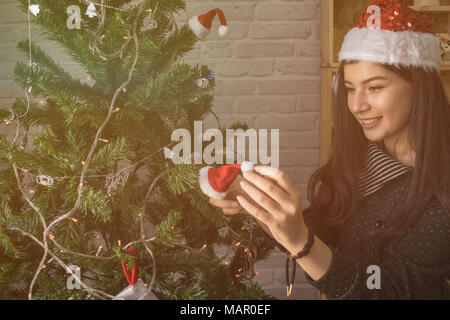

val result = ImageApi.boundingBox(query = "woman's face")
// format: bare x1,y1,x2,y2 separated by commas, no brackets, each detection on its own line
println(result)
343,61,414,146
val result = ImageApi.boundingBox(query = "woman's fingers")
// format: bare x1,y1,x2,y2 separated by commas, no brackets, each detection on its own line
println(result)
254,166,299,197
239,178,281,213
209,198,240,209
236,195,273,225
222,207,243,215
242,171,289,204
209,198,245,215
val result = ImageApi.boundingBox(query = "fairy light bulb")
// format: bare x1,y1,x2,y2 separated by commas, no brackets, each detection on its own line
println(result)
117,240,121,246
81,161,86,166
71,218,78,223
49,234,55,240
99,138,109,143
201,244,207,250
113,107,120,113
96,245,103,256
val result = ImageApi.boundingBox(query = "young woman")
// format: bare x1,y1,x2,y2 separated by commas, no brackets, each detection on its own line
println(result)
210,0,450,299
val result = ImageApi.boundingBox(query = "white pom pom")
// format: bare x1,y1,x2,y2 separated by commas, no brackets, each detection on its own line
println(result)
218,25,229,37
240,161,254,173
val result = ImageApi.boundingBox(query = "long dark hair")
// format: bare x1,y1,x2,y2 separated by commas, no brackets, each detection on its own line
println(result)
306,60,450,261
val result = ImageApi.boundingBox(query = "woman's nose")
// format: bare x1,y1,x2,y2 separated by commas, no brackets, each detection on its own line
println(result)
349,89,369,113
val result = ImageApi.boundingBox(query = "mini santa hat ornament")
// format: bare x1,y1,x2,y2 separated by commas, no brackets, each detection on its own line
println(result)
189,8,229,40
199,162,254,200
338,0,441,72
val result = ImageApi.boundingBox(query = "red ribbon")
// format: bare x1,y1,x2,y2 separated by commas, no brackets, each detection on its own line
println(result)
121,248,138,286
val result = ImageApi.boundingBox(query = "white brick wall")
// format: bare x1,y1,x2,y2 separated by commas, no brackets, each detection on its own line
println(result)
0,0,322,300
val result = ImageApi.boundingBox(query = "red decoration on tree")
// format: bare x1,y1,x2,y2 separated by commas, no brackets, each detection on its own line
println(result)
121,248,138,286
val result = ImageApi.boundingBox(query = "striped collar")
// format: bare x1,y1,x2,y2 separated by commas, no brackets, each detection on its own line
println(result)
357,141,414,198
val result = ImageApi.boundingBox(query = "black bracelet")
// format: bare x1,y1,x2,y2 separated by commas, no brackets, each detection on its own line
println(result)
285,227,315,297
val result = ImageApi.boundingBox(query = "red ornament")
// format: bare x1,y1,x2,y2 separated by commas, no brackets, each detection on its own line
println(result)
121,248,138,286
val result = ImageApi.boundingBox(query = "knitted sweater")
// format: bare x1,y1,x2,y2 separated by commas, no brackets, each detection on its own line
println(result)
302,142,450,299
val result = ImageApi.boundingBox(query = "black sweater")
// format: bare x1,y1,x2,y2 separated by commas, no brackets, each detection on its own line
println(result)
301,142,450,299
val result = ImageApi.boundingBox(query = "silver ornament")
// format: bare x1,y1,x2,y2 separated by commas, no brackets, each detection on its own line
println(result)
141,10,157,31
86,3,97,18
196,78,209,89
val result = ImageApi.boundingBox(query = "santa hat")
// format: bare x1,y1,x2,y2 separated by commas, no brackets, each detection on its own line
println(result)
199,162,254,200
189,8,229,40
338,0,442,72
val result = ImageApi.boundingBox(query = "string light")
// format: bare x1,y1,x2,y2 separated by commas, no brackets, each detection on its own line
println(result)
99,138,109,143
113,107,120,113
201,244,207,250
71,218,78,223
81,161,86,166
96,245,103,256
117,240,121,246
49,234,55,240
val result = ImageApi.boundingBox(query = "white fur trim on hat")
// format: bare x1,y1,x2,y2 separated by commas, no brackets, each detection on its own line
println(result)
189,16,210,40
339,28,442,72
240,161,254,173
199,167,228,200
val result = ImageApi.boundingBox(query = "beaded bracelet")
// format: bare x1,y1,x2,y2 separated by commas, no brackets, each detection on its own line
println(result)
285,227,315,297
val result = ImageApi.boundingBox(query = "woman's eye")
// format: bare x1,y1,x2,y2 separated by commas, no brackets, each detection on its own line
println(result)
345,87,355,93
369,86,383,91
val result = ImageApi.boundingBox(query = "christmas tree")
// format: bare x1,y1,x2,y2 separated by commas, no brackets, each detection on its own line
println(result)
0,0,275,300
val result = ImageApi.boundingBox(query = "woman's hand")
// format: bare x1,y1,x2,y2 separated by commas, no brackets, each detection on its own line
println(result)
209,175,275,238
237,166,308,255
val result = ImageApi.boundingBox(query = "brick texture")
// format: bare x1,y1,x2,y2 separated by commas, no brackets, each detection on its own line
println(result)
0,0,322,300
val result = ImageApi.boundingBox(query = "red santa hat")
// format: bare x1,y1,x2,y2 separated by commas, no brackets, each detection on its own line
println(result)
199,162,254,200
189,8,229,40
338,0,442,72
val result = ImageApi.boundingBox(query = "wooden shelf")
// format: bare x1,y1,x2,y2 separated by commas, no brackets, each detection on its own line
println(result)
410,5,450,12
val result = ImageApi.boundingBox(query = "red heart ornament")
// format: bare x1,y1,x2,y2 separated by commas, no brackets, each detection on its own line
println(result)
121,248,138,285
